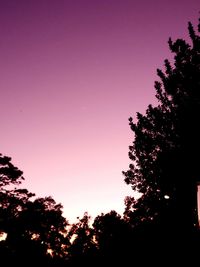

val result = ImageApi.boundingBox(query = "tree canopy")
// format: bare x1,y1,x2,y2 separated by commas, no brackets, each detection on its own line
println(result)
123,18,200,232
0,153,69,266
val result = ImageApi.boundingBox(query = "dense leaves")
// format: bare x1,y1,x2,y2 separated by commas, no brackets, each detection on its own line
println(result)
123,18,200,231
0,154,68,266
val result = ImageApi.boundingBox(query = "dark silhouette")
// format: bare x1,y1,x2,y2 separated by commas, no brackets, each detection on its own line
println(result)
123,17,200,263
0,154,68,266
92,210,133,264
66,213,97,265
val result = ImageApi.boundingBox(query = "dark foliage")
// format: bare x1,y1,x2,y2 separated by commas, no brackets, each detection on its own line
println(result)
123,17,200,263
0,153,68,266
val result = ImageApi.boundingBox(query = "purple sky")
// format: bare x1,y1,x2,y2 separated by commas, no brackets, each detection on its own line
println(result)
0,0,199,222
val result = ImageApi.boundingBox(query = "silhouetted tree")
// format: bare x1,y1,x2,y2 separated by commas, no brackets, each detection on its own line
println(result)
67,213,97,265
123,17,200,237
12,196,68,257
0,153,69,266
93,211,126,250
92,210,132,263
0,153,27,236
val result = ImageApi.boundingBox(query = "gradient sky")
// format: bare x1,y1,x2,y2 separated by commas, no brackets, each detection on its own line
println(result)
0,0,199,223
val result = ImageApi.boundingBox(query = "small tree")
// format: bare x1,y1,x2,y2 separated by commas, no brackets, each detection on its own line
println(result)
92,210,131,261
0,153,69,265
123,18,200,232
67,213,97,265
0,153,26,234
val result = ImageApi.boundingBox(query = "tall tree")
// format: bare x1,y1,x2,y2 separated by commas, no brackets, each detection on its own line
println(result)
123,17,200,233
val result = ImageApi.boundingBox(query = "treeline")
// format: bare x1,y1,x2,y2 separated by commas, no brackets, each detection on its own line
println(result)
1,16,200,266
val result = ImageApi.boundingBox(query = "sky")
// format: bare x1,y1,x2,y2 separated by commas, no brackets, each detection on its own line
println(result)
0,0,199,223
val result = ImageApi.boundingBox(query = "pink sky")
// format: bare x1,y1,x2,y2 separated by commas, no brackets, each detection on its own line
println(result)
0,0,199,223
